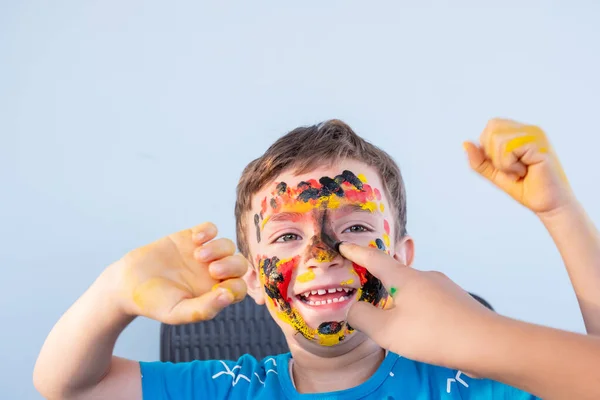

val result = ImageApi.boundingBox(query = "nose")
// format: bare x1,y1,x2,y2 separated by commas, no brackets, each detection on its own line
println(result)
305,235,342,269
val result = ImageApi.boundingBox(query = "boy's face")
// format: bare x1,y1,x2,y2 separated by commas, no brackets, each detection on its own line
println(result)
244,160,413,349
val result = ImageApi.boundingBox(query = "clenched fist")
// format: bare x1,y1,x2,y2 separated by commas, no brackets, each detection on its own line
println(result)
464,118,574,215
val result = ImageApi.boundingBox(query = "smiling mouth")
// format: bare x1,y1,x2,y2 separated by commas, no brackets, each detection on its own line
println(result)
296,287,357,306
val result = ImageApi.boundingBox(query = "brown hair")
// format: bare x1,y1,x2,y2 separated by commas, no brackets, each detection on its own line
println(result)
235,119,407,258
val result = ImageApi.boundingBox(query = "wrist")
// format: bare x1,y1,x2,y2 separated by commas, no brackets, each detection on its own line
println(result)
536,197,583,227
93,261,138,324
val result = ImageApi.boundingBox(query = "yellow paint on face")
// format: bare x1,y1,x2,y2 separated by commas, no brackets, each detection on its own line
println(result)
383,233,390,248
380,203,385,212
314,248,335,263
357,173,368,183
297,270,316,283
505,134,548,154
260,257,352,346
361,201,378,213
340,279,354,286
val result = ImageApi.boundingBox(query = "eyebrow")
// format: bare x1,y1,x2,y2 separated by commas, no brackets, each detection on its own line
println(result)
334,203,377,215
263,212,305,226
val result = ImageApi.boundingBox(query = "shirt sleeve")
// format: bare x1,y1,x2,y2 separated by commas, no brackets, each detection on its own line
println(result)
139,357,258,400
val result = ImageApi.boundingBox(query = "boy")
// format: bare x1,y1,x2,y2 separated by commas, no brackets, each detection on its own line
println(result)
34,118,600,399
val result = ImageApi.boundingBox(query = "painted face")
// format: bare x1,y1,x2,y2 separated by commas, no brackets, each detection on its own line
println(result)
250,163,394,346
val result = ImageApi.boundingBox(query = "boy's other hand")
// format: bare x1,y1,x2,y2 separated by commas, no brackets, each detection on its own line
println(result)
339,242,494,370
463,118,575,215
111,222,247,325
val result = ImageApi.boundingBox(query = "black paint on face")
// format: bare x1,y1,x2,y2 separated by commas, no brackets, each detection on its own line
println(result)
319,208,340,254
304,208,340,262
276,182,288,195
254,214,261,243
296,170,362,202
354,238,388,306
318,321,344,335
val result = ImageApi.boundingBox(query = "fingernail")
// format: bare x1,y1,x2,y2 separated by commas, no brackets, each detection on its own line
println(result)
195,232,206,242
196,248,211,261
217,288,234,306
462,142,468,152
209,263,223,277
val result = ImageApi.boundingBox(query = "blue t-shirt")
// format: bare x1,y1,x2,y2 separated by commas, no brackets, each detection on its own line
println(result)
140,352,539,399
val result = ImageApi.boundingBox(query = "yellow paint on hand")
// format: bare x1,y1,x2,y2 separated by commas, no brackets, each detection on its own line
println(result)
297,270,316,283
505,135,548,154
340,279,354,286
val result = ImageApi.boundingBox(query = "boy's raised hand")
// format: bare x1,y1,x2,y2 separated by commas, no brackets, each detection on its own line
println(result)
339,242,493,370
463,118,574,214
112,222,247,325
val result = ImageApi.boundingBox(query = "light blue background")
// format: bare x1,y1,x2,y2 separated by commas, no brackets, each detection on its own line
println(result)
2,1,599,398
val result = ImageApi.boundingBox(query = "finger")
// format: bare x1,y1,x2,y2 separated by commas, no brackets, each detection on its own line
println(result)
338,242,412,292
208,254,249,280
463,141,497,182
487,132,529,179
167,288,234,325
212,278,247,303
194,238,236,262
502,128,549,167
191,222,218,245
346,301,392,349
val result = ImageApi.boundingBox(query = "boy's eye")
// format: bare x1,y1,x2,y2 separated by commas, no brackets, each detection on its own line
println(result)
275,233,302,243
343,225,369,233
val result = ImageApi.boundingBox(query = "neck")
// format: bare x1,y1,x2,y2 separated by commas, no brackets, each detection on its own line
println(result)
289,335,386,393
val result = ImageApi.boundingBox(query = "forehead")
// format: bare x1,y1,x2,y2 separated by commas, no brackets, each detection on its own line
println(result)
250,160,388,212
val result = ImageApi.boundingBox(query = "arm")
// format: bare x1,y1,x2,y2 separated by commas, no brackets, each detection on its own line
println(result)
463,118,600,334
33,264,141,400
339,242,600,400
537,200,600,334
33,223,247,400
466,313,600,399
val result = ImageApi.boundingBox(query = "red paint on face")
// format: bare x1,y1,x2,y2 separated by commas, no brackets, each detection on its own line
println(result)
352,262,369,286
275,257,300,303
384,220,390,235
261,197,268,215
344,185,374,203
374,188,381,201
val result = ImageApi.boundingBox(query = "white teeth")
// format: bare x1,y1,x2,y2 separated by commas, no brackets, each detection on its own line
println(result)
311,290,318,295
327,288,337,294
338,296,347,302
308,300,315,305
317,289,326,295
302,292,310,297
343,288,351,293
326,299,333,304
332,298,339,303
336,288,343,292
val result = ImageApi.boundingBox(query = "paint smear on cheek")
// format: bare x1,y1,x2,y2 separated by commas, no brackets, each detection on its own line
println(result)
259,255,353,346
297,270,316,283
340,279,354,286
351,239,391,309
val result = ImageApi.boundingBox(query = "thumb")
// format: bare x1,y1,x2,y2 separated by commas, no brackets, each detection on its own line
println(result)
347,301,391,347
463,141,496,182
167,288,234,325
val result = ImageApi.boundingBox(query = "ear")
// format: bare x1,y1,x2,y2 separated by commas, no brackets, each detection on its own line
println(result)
242,257,266,305
392,235,415,267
